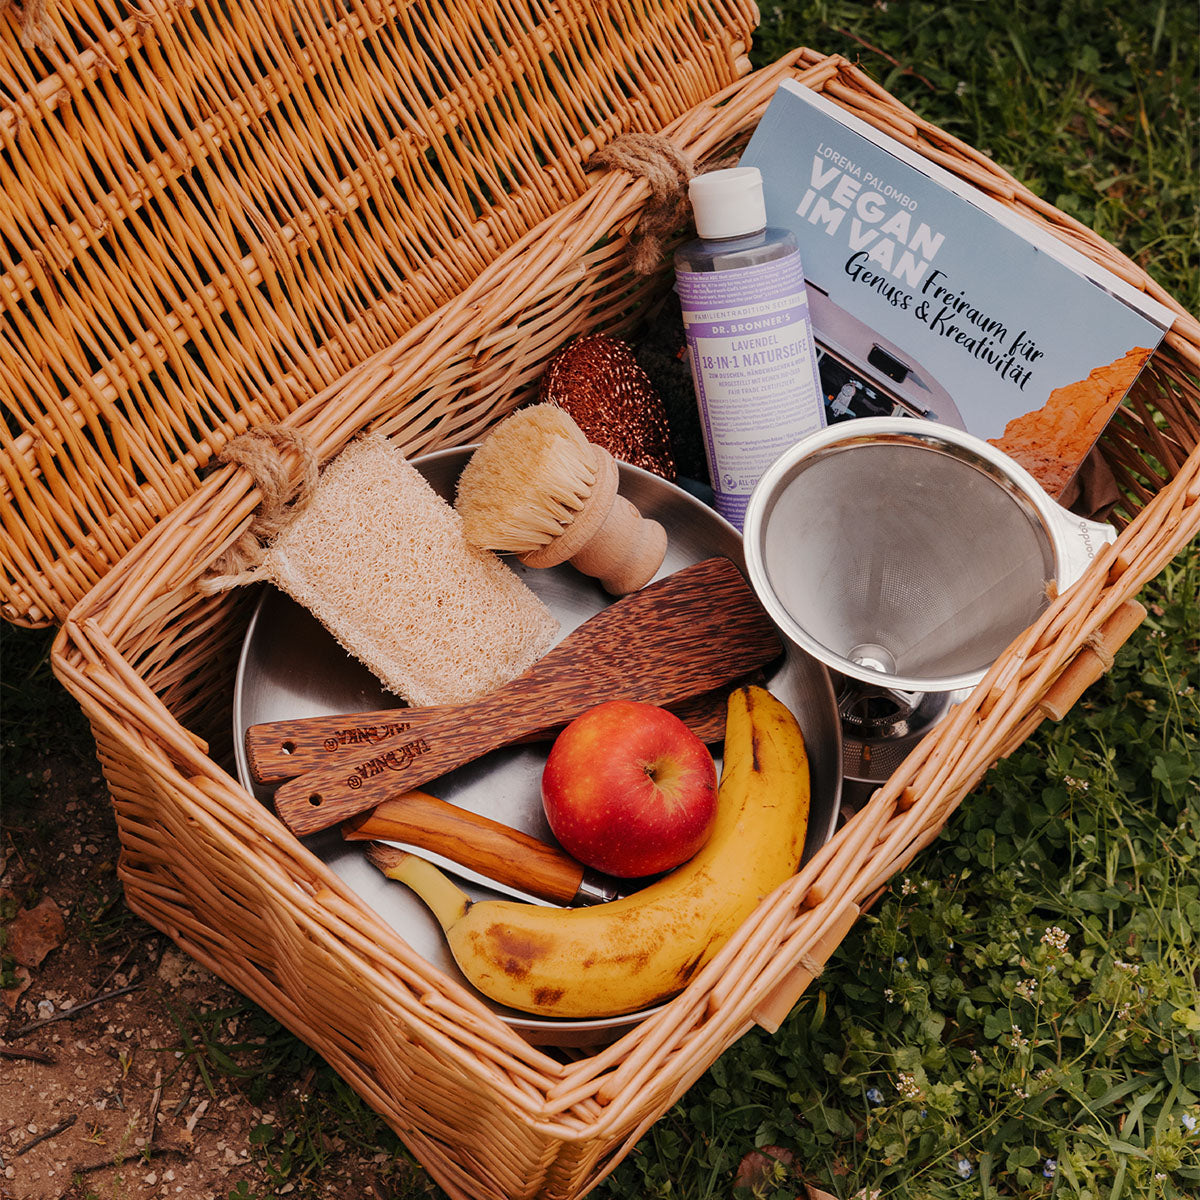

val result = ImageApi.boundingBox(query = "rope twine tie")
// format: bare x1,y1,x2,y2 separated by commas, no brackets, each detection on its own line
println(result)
1083,629,1116,672
588,133,735,275
199,426,318,594
3,0,56,49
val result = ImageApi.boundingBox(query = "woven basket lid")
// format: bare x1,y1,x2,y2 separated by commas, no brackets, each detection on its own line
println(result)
0,0,757,627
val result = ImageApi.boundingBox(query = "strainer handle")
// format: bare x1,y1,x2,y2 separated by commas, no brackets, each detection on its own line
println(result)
1049,507,1117,590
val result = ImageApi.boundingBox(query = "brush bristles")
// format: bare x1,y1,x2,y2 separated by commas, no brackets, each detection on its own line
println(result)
456,404,599,553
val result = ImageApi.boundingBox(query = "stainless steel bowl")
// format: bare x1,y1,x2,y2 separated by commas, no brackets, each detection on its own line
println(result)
234,446,843,1046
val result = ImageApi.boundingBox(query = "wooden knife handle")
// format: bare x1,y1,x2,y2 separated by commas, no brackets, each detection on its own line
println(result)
341,791,585,905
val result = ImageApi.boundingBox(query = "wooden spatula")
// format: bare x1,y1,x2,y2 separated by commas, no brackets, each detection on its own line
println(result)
246,673,758,786
270,557,781,837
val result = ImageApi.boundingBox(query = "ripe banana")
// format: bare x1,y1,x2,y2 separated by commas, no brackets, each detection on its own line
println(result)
368,684,810,1019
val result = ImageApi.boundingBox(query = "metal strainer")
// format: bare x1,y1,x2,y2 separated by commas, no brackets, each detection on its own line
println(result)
742,418,1116,696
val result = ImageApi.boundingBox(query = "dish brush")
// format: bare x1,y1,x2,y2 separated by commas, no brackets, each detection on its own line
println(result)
455,404,668,595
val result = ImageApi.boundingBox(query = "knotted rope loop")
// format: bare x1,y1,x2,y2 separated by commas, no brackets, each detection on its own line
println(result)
587,133,703,275
199,426,319,594
1083,629,1116,673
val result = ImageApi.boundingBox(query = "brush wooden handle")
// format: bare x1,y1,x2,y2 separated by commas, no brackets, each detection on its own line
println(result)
342,792,596,906
245,676,750,786
271,557,781,837
520,447,666,595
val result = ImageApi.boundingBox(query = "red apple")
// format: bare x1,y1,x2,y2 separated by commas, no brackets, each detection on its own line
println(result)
541,699,718,878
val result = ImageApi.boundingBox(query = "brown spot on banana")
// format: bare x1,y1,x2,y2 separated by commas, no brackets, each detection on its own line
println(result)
475,924,558,979
750,724,764,773
531,984,567,1008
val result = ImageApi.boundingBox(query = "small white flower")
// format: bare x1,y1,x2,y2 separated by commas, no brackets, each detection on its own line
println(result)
1014,978,1037,1000
1041,926,1070,952
897,1072,922,1100
901,877,917,895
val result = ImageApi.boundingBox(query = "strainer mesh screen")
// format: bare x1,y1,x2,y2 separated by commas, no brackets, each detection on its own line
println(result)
763,442,1055,683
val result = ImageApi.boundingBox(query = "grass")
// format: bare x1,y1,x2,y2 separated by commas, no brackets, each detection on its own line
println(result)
2,1,1197,1198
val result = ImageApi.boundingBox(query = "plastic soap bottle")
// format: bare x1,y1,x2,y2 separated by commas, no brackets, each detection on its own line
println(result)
674,167,825,528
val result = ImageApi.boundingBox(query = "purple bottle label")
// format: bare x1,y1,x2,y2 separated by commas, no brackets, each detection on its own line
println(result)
677,251,825,528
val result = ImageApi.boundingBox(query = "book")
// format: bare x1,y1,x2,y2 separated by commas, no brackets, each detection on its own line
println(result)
738,80,1175,499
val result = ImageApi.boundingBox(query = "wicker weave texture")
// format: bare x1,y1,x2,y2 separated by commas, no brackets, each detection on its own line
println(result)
47,49,1200,1200
1,0,757,627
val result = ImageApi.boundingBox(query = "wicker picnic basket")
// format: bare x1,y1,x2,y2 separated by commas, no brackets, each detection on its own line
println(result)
4,2,1199,1197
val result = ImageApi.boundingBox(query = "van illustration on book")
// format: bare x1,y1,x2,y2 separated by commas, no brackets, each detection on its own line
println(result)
808,284,966,429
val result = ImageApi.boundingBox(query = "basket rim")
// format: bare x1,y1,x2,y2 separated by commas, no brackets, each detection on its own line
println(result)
50,420,1200,1129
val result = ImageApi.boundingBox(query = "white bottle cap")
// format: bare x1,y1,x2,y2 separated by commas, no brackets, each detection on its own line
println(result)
688,167,767,239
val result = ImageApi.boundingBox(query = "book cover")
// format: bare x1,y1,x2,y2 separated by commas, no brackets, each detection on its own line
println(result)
739,80,1174,498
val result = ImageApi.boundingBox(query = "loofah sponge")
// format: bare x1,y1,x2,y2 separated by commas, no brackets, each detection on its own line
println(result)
259,434,559,706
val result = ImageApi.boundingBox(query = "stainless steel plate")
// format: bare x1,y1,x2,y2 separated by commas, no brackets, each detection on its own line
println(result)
233,446,842,1046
